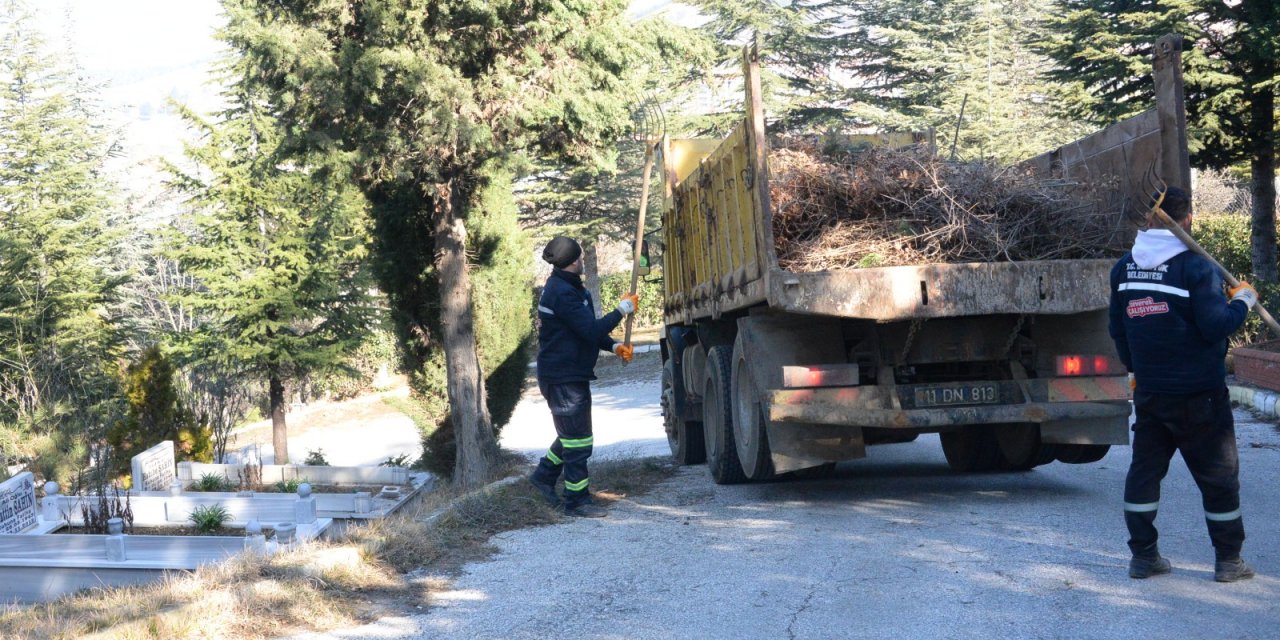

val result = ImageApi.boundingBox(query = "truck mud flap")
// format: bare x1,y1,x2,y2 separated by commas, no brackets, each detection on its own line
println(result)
767,377,1132,432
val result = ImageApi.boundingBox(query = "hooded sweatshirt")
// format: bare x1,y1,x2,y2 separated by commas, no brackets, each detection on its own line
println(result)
1108,229,1249,394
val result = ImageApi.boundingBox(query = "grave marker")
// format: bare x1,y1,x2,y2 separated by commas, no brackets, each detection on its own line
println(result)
131,441,176,492
0,472,38,534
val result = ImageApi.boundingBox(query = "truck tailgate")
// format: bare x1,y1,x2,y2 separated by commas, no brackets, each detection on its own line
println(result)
767,259,1113,321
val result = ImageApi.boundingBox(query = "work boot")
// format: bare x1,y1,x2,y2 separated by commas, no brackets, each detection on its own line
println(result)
1214,558,1255,583
563,501,607,518
1129,555,1172,579
527,474,561,507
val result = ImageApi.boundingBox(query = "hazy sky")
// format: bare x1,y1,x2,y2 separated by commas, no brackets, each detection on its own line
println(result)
36,1,225,86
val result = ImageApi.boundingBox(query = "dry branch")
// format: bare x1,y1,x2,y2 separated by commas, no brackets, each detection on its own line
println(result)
768,140,1127,271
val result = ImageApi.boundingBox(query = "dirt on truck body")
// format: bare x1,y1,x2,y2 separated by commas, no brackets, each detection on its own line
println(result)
658,36,1193,483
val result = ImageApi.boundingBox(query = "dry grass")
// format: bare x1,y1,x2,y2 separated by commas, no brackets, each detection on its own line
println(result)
0,545,403,640
0,455,677,639
769,139,1128,270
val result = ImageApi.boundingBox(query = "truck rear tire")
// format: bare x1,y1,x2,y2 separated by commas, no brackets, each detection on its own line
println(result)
996,424,1055,470
703,346,747,485
1055,444,1111,464
940,427,1006,472
732,336,774,481
663,359,705,465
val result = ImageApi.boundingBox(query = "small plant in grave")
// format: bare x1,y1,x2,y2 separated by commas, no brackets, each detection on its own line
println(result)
274,477,309,493
189,504,231,533
381,453,411,468
236,454,264,492
190,473,235,492
304,448,330,466
80,485,134,534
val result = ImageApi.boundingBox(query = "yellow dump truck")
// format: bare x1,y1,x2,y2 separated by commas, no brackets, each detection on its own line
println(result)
659,37,1192,483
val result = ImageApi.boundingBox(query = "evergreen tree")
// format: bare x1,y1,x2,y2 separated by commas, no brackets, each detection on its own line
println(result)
0,0,126,467
165,90,376,465
222,0,675,486
106,345,212,480
693,0,1086,162
1040,0,1280,281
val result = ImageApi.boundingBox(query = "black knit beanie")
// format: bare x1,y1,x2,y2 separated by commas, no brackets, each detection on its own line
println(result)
542,236,582,269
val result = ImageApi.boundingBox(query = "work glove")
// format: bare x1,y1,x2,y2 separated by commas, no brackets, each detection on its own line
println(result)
1127,373,1136,392
613,343,634,363
1229,281,1258,309
616,292,639,316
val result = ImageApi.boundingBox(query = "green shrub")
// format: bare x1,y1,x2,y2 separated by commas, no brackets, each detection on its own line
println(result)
189,474,234,493
599,270,664,329
274,477,308,493
188,504,230,533
1192,213,1280,346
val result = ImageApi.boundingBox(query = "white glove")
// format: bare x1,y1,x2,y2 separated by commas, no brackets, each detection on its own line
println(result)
1229,282,1258,309
616,293,638,316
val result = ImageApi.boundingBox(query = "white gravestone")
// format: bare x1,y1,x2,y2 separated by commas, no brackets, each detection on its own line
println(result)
0,472,38,534
131,441,176,492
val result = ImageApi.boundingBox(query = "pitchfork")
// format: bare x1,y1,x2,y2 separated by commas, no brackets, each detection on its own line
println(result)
1143,167,1280,337
622,95,666,357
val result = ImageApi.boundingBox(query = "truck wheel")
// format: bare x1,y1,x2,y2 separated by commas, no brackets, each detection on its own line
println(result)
789,462,837,480
732,337,774,481
996,424,1054,470
1055,444,1110,464
940,427,1005,472
663,358,705,465
703,346,747,484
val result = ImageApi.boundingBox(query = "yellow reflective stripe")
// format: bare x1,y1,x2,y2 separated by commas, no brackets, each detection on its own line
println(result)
1205,508,1241,522
1124,501,1159,513
546,450,562,465
564,478,589,492
560,437,594,449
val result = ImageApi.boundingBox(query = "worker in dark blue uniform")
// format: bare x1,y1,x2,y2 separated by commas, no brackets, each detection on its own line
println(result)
1109,186,1257,582
529,236,637,517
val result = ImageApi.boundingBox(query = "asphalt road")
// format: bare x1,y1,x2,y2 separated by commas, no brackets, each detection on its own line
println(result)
299,364,1280,639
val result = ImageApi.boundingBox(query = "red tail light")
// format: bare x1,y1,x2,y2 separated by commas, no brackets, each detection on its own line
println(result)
782,364,861,388
1056,355,1120,377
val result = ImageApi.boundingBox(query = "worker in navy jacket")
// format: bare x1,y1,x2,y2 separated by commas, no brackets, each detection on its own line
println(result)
1108,186,1257,582
529,236,637,517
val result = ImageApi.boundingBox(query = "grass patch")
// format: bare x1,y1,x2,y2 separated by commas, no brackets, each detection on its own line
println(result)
0,546,403,640
0,453,678,639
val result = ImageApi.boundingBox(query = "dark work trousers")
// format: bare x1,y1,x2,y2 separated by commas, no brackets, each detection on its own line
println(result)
530,380,595,507
1124,386,1245,561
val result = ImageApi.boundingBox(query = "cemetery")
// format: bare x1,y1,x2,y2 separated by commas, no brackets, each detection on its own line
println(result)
0,441,432,603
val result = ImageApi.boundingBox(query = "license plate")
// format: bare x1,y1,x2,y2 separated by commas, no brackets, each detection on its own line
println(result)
913,383,1000,407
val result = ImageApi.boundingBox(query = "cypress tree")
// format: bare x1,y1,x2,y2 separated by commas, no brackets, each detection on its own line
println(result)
221,0,671,486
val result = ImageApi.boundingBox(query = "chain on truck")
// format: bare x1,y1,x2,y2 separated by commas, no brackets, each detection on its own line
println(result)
654,36,1192,483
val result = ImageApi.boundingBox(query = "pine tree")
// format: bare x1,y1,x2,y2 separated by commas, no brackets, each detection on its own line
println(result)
693,0,1087,162
164,90,376,465
1040,0,1280,281
0,1,126,459
221,0,673,486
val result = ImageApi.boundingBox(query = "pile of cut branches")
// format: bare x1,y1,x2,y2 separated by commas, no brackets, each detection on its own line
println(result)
768,139,1127,270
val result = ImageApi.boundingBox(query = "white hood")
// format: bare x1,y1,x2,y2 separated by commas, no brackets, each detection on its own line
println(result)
1131,229,1188,269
